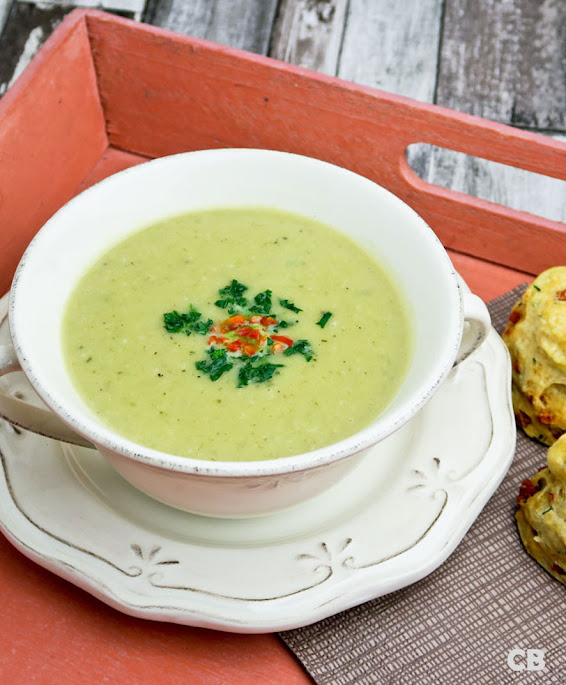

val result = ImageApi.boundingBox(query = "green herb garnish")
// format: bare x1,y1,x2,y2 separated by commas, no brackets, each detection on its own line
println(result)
163,310,185,333
542,507,553,515
163,306,213,336
195,348,233,381
533,284,541,291
249,289,273,315
284,339,314,362
164,279,320,386
238,360,283,387
316,312,332,328
191,319,214,334
279,299,302,313
214,279,249,312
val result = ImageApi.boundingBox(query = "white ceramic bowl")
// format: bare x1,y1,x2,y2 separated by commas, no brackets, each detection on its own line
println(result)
0,149,490,517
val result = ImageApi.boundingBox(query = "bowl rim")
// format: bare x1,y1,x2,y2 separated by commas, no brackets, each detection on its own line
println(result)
9,148,463,478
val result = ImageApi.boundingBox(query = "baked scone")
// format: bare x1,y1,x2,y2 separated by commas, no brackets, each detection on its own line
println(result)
503,267,566,446
516,434,566,585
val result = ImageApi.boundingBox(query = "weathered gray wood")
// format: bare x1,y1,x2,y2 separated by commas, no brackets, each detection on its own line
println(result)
269,0,445,182
270,0,566,231
0,3,139,97
337,0,444,103
0,0,13,38
330,1,444,185
408,135,566,224
18,0,146,20
270,0,348,75
145,0,278,54
437,0,566,131
0,2,72,96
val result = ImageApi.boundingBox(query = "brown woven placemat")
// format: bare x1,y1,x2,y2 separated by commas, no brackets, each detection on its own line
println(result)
280,286,566,685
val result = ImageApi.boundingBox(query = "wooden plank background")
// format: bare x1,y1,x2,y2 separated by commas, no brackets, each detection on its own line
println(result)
1,0,564,222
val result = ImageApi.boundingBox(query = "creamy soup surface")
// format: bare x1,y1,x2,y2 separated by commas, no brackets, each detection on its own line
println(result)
63,208,412,461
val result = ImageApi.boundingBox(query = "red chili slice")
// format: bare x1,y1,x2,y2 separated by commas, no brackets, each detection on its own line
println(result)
242,343,258,356
237,327,261,340
223,315,246,331
225,340,242,352
208,335,228,345
270,335,293,347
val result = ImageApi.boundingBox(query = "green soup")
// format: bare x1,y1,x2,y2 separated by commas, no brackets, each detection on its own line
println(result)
63,208,412,461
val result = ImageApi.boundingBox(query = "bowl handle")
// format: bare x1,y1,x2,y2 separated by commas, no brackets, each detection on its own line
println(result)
455,292,491,365
0,301,92,447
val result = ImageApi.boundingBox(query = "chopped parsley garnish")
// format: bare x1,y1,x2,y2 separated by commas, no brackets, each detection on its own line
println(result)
316,311,332,328
284,339,314,362
164,306,213,336
215,279,249,312
533,284,541,291
163,311,185,333
279,298,302,313
195,348,233,381
164,279,319,386
238,361,283,387
249,289,273,315
191,319,214,334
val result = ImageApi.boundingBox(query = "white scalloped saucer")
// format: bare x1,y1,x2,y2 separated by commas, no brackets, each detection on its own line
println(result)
0,300,515,633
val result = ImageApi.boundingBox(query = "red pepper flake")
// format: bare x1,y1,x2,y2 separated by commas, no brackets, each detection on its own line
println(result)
516,410,532,428
270,334,293,348
538,411,553,425
551,563,566,575
549,492,555,502
225,340,242,353
242,343,258,357
236,326,261,340
212,314,285,359
508,308,523,325
222,314,246,331
210,312,302,361
208,335,228,345
516,478,543,505
556,289,566,301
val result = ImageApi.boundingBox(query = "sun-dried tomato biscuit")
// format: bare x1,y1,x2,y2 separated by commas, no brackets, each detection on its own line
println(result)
503,267,566,446
516,434,566,586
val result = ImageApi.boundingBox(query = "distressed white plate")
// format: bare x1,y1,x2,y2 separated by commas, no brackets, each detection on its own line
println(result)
0,298,515,633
